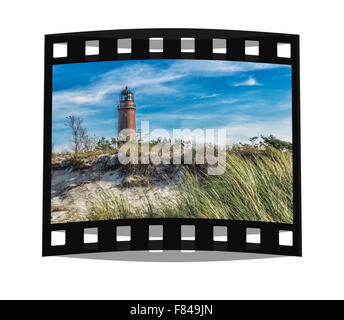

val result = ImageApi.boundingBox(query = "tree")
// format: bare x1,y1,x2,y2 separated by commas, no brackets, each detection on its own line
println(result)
150,137,162,146
249,136,259,146
82,134,98,152
96,137,112,153
65,115,98,154
65,115,85,154
260,134,292,151
111,137,118,148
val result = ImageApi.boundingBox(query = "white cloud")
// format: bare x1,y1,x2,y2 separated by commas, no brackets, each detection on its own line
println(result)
170,60,279,75
221,98,239,104
52,60,290,148
52,62,186,122
52,142,71,153
234,77,261,87
53,71,183,108
53,60,282,113
134,115,292,147
193,93,219,100
224,116,292,144
136,112,213,122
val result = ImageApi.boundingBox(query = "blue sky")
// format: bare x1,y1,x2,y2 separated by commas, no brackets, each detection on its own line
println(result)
52,59,292,152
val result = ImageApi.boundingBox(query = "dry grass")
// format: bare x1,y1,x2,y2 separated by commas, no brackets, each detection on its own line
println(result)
86,146,293,223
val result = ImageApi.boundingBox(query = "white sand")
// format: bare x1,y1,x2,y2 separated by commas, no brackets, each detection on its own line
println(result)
51,168,177,223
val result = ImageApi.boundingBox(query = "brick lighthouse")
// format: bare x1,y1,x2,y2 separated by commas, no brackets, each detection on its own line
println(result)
117,86,136,140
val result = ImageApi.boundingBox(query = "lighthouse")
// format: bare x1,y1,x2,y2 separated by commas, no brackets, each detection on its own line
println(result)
117,86,136,140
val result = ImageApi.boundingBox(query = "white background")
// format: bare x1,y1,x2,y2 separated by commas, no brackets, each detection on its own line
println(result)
0,0,343,300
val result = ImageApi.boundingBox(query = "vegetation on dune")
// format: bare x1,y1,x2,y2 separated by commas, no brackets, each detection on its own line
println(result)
86,146,293,224
53,114,293,224
171,146,293,223
87,190,157,221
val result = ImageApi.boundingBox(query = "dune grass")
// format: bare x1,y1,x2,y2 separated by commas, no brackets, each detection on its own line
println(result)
86,147,293,223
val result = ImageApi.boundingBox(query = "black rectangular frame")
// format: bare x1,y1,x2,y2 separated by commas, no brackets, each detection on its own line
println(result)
43,28,301,257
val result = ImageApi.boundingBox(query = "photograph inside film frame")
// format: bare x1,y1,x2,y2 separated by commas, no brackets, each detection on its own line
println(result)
51,59,293,225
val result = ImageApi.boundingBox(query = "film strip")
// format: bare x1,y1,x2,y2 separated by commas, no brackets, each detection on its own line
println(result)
43,28,301,257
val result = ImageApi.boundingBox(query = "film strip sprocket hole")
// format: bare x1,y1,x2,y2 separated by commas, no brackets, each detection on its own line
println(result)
50,39,293,63
43,29,301,257
47,220,297,256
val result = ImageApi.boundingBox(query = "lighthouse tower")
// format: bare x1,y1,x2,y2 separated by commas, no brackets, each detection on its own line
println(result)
117,86,136,140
